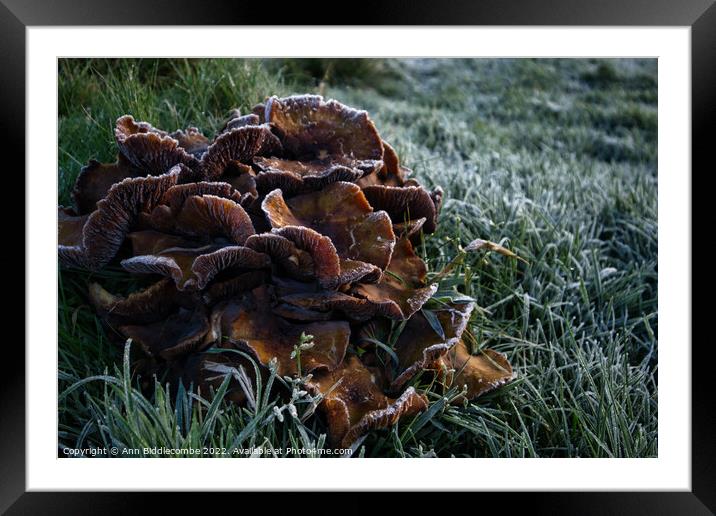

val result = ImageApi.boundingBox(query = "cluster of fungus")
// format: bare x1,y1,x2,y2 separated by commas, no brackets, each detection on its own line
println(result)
58,95,514,449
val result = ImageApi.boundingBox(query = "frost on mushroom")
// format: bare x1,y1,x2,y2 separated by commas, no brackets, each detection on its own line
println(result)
352,236,438,320
253,156,363,196
59,169,180,270
362,184,439,234
264,94,384,174
438,340,514,401
305,355,428,448
58,94,515,451
389,302,475,391
115,115,201,175
387,302,514,400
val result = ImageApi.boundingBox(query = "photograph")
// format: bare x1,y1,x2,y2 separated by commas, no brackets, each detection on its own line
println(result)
56,57,659,459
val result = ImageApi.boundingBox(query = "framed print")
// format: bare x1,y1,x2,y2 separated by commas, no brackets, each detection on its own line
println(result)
4,0,713,512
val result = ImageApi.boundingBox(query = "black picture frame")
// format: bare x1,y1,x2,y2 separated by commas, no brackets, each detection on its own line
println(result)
4,0,712,513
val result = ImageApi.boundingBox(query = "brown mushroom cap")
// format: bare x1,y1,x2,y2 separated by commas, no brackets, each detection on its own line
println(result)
216,286,350,377
122,244,269,291
219,109,261,134
201,270,267,306
191,246,270,289
262,182,396,270
244,232,317,282
115,115,199,174
116,114,284,181
72,154,143,214
199,125,282,179
159,182,244,214
219,161,259,202
392,217,427,244
126,230,203,255
118,307,210,360
430,186,444,217
306,355,428,448
244,227,353,289
362,184,438,234
254,156,364,177
88,279,180,325
59,168,180,270
352,236,438,320
253,156,363,195
438,340,514,401
251,102,266,123
271,226,342,288
390,302,474,392
121,245,222,290
177,195,256,244
169,127,210,158
265,95,384,171
278,291,378,322
357,140,412,188
337,259,383,285
143,181,247,233
58,207,89,248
